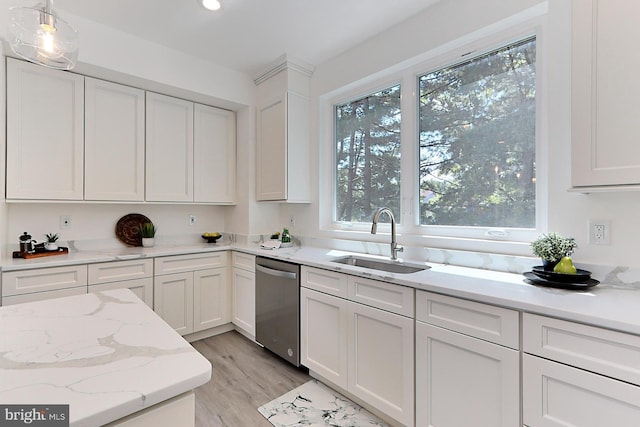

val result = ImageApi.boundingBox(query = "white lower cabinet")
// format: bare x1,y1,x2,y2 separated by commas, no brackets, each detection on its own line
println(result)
154,253,229,336
415,291,520,427
523,354,640,427
300,266,414,426
300,287,348,389
348,300,414,426
415,322,519,427
231,252,255,337
88,259,154,307
194,268,229,331
154,272,194,335
522,312,640,426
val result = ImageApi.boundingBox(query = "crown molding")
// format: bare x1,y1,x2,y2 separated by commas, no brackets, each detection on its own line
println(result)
254,54,315,85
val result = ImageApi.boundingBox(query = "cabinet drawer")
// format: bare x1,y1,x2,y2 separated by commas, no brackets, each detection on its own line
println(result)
416,291,519,349
523,354,640,427
348,276,413,317
2,265,88,297
523,313,640,386
2,286,87,306
88,259,153,284
155,252,228,275
232,252,255,272
301,266,348,298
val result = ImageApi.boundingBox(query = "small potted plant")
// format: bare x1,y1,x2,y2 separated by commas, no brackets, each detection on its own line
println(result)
531,232,577,270
140,222,157,248
44,233,59,251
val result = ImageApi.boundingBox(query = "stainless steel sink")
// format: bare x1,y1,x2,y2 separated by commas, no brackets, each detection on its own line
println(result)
331,255,430,274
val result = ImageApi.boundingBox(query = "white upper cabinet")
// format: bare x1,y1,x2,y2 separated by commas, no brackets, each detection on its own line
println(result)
255,56,312,202
6,59,235,204
6,58,84,200
145,92,194,202
85,77,145,201
194,104,236,204
572,0,640,188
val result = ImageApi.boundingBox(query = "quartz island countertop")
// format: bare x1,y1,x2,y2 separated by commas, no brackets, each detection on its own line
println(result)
0,288,212,426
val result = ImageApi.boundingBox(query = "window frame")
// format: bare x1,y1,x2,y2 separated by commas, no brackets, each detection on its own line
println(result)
319,14,548,256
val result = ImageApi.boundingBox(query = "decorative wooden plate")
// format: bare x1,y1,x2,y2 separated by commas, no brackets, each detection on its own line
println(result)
116,213,151,247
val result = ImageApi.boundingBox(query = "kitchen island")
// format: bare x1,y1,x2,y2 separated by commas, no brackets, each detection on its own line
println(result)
0,288,211,426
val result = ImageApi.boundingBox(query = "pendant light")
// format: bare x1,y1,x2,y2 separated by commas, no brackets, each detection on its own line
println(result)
9,0,79,70
200,0,221,11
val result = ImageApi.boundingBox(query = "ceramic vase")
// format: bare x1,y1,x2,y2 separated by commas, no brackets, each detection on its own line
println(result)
142,238,155,248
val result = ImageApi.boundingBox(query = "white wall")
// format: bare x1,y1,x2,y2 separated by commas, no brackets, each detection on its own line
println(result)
281,0,640,268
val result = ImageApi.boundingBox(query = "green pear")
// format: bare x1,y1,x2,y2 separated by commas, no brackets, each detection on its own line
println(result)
554,256,577,274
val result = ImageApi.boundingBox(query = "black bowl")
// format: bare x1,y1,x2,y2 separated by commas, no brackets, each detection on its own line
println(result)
531,265,592,283
202,234,222,243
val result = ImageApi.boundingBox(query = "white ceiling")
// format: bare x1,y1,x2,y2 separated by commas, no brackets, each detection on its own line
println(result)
52,0,440,77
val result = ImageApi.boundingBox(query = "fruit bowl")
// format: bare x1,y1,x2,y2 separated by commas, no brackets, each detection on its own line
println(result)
531,266,592,283
202,233,222,243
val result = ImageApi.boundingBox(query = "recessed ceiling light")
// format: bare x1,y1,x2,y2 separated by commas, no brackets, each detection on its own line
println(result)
200,0,221,11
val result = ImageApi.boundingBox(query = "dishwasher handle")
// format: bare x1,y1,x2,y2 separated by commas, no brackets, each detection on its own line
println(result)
255,263,298,280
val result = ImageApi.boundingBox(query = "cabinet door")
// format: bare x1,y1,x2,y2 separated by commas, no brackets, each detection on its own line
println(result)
146,92,194,202
523,354,640,427
194,104,236,203
6,58,84,200
348,301,414,427
193,268,229,332
256,95,286,201
572,0,640,187
256,92,310,202
231,267,255,336
85,77,145,201
90,278,154,308
416,322,520,427
154,272,194,335
285,91,311,202
300,287,348,389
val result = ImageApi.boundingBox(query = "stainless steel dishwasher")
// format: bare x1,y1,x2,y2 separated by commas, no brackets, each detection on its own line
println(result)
255,256,301,367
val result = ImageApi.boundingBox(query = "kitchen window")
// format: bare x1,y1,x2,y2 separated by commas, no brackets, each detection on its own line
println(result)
335,85,401,224
419,37,537,228
329,33,540,247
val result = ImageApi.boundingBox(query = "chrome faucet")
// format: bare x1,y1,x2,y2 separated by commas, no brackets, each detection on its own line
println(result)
371,207,403,261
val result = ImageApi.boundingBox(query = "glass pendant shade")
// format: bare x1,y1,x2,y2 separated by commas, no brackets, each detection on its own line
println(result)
9,0,79,70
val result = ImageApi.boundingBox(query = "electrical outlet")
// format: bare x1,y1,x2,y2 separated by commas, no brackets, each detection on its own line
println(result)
60,215,72,229
289,215,295,228
189,215,197,226
589,220,610,245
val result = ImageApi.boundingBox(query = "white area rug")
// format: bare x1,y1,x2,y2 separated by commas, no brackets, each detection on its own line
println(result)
258,379,390,427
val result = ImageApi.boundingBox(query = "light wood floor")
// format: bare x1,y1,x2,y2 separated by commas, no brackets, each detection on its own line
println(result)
191,331,311,427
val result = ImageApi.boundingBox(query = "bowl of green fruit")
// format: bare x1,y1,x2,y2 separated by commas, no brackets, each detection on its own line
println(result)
202,232,222,243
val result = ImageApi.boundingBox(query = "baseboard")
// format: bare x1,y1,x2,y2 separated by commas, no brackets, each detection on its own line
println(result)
184,323,235,342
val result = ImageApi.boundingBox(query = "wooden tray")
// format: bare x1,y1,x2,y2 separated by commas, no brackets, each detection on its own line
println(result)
13,247,69,259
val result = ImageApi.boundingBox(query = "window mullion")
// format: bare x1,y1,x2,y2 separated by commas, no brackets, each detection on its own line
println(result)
399,70,418,233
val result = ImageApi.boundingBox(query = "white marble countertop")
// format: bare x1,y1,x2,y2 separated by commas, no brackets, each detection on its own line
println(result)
1,243,232,271
3,240,640,337
234,244,640,336
0,289,212,427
